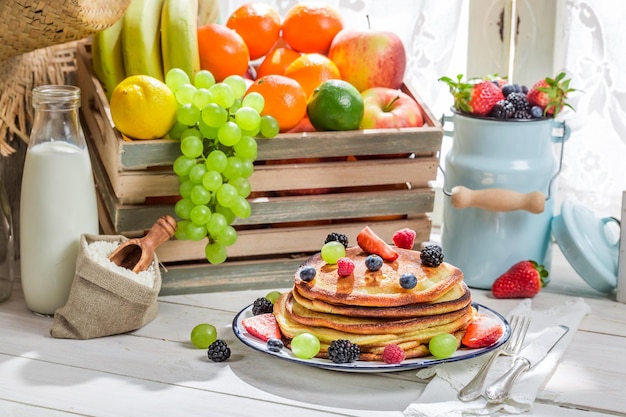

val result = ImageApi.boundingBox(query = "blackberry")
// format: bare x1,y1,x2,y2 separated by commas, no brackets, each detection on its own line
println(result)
512,110,533,119
399,273,417,289
507,92,530,113
490,100,514,119
421,245,444,267
252,297,274,315
299,266,317,282
207,339,231,362
365,254,383,271
325,232,349,248
327,339,360,364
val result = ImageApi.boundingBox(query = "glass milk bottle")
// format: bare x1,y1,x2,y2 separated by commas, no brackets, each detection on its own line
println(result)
20,85,98,316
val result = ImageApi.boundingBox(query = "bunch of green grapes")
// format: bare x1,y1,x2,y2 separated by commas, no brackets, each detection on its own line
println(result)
165,68,280,264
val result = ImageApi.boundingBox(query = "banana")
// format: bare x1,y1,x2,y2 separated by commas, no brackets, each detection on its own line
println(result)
122,0,165,81
161,0,200,80
197,0,220,26
91,17,126,101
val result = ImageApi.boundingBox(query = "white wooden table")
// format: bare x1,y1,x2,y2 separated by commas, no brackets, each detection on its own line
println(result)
1,243,625,417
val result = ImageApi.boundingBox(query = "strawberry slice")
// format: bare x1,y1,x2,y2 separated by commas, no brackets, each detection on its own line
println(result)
461,315,504,349
242,313,282,342
356,226,399,261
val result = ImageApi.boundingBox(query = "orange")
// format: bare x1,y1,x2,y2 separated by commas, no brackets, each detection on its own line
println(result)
246,75,308,132
226,3,281,61
256,47,301,78
282,2,343,54
284,53,341,98
197,23,249,82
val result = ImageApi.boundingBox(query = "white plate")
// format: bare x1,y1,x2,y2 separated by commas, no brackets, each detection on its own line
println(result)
232,303,510,373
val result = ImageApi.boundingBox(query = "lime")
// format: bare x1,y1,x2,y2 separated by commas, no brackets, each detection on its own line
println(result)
306,79,364,131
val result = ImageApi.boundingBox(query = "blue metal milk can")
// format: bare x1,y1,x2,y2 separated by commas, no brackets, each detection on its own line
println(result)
441,111,570,289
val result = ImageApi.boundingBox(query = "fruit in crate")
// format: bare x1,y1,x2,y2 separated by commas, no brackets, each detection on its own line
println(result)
281,2,344,54
109,75,178,140
360,87,424,129
439,72,575,119
245,75,308,132
491,260,549,298
328,28,407,92
283,53,342,98
197,23,250,82
226,2,281,61
91,18,124,100
161,0,201,79
121,0,165,81
306,79,364,131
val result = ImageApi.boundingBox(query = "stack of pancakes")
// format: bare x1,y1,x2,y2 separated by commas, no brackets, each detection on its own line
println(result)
274,246,475,361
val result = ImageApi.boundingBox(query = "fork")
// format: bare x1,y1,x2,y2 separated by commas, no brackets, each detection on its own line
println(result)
458,314,531,402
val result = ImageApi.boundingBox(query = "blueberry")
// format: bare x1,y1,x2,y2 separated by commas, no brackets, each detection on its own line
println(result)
521,85,529,94
299,266,317,282
501,84,516,97
267,338,284,352
399,273,417,289
513,83,522,93
530,105,544,118
365,254,383,271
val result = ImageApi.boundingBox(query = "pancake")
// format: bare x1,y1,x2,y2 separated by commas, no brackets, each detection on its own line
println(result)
292,282,471,319
285,291,472,334
294,247,463,307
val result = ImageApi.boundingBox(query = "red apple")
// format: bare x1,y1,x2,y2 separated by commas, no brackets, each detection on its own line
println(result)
359,87,424,129
328,29,406,92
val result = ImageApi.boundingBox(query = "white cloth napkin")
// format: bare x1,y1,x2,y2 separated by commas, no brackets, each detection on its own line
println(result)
403,297,591,417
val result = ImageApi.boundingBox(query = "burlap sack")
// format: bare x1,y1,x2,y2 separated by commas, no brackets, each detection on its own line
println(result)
51,234,161,339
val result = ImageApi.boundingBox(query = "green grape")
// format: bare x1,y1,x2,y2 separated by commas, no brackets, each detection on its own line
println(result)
260,115,280,138
180,135,203,158
206,212,228,236
242,92,265,113
217,121,242,147
165,68,191,92
188,163,208,184
205,241,227,264
229,98,243,114
186,222,208,241
234,107,261,132
177,103,201,126
205,150,228,172
201,103,228,128
209,83,235,109
428,333,458,359
190,323,217,349
181,127,202,139
291,332,321,359
202,170,223,191
240,159,255,178
230,196,251,218
223,156,244,180
168,120,188,139
190,204,212,226
192,88,212,109
174,220,190,240
229,177,251,198
265,291,282,304
198,119,218,139
216,183,238,207
175,83,197,105
321,241,346,264
178,179,194,199
174,198,195,220
223,75,247,99
214,225,238,246
241,125,261,138
194,70,216,89
173,155,196,177
216,204,236,224
233,135,258,160
190,184,211,205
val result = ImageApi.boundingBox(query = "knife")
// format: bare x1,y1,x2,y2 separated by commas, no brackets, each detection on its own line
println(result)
485,325,569,402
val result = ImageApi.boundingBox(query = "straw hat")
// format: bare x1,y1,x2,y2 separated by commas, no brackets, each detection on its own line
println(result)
0,0,131,155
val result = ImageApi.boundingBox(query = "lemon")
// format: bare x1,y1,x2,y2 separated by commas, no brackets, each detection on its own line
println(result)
110,75,178,140
306,79,364,131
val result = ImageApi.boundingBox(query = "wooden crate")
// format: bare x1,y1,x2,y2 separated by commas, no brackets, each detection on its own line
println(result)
75,41,443,295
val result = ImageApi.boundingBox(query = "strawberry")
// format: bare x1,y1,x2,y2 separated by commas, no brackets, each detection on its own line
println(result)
461,315,504,348
241,313,282,342
491,260,549,299
392,228,416,249
439,75,504,116
526,72,576,117
356,226,399,262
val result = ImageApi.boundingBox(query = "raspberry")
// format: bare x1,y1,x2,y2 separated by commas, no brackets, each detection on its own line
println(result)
392,228,416,249
382,344,405,364
337,257,355,277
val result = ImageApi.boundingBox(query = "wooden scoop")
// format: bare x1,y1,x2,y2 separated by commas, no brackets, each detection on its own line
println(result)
108,215,177,273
